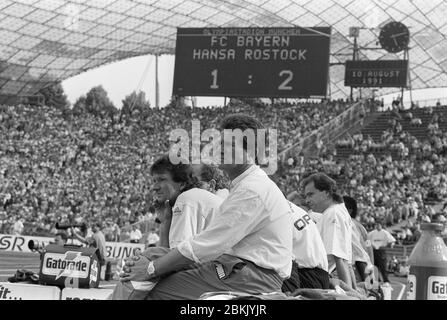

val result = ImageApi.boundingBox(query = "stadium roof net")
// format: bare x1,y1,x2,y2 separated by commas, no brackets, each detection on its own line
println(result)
1,0,446,104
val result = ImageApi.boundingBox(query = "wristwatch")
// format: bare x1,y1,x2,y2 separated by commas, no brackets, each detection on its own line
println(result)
147,261,156,277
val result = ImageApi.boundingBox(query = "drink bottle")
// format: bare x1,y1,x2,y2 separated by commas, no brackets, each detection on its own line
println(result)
406,223,447,300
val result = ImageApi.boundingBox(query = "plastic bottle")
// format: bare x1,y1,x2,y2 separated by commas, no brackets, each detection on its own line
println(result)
406,223,447,300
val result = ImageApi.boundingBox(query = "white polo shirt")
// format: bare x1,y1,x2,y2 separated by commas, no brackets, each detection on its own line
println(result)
351,224,372,265
315,203,353,273
368,229,396,250
177,165,293,279
288,202,328,271
130,229,142,241
169,188,223,248
215,188,230,200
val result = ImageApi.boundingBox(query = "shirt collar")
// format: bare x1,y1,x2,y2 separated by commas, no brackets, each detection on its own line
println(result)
230,165,259,190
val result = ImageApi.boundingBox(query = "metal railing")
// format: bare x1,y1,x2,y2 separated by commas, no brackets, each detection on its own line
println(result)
280,100,366,161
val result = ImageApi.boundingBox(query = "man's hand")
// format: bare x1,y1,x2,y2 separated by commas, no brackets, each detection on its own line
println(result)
156,200,173,224
119,255,152,282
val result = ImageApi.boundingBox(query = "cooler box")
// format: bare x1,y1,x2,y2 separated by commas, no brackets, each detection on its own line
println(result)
38,244,100,289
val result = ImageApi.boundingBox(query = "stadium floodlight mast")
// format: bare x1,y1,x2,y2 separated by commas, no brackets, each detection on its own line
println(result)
168,120,278,175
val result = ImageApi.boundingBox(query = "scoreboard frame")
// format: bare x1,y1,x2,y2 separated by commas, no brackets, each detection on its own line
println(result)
172,27,331,98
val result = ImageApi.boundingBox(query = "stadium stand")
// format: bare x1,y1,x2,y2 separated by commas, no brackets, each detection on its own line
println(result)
0,99,352,239
1,100,446,248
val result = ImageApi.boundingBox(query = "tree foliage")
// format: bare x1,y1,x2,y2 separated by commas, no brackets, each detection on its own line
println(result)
38,83,69,110
121,90,151,116
72,85,116,118
166,95,186,108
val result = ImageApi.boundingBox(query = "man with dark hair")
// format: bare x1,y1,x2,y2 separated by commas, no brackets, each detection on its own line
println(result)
343,196,374,282
302,173,353,289
150,154,223,248
54,232,68,246
120,114,293,299
196,163,230,200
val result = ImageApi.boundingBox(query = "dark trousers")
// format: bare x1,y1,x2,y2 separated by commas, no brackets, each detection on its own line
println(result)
146,254,283,300
373,248,389,283
282,261,330,293
355,261,368,282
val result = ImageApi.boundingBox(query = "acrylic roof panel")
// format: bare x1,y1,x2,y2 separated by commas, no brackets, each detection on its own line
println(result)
1,0,447,102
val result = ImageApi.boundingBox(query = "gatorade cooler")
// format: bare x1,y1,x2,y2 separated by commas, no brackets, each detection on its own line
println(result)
39,244,101,289
406,223,447,300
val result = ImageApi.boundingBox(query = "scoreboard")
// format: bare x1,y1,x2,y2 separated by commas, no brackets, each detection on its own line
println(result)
344,60,408,88
173,27,331,98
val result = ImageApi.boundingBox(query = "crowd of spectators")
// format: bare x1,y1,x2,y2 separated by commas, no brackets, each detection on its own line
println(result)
2,99,446,245
279,104,447,244
0,99,351,239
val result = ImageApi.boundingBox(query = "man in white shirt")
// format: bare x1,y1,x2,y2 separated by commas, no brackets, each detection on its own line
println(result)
129,225,142,243
120,114,293,299
195,163,230,201
13,218,24,235
150,155,223,248
343,196,374,282
145,228,160,248
282,201,329,293
194,163,230,226
302,173,354,289
368,221,396,283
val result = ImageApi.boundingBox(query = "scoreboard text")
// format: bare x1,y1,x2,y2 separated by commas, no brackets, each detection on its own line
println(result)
344,60,408,88
173,27,331,98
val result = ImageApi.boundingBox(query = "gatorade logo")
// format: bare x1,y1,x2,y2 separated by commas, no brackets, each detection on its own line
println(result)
428,276,447,300
42,252,90,280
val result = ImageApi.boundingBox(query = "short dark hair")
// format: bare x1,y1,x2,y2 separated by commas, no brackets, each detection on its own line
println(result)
220,114,265,164
302,172,343,203
199,164,230,190
343,196,358,218
150,154,200,192
220,113,265,132
93,221,102,228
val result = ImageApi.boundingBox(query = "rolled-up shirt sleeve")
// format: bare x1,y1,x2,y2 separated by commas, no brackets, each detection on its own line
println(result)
177,188,264,263
169,202,198,248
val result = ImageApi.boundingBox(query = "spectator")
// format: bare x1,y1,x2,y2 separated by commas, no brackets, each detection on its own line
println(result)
412,222,422,242
145,227,160,248
12,217,24,235
367,222,396,284
71,221,107,275
129,224,142,244
343,196,374,282
120,221,131,242
54,232,68,246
